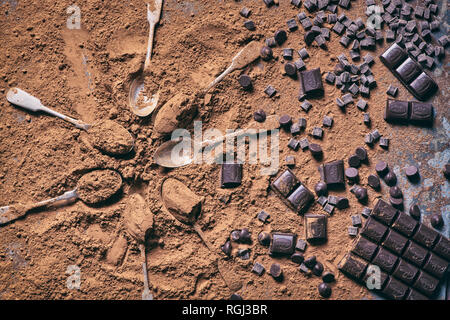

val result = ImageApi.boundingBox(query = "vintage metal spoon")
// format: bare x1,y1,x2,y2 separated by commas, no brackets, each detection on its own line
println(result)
154,115,280,168
128,0,163,117
205,40,262,92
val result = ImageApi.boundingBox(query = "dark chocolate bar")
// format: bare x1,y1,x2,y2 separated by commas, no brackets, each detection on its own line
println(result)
380,43,438,101
384,99,434,126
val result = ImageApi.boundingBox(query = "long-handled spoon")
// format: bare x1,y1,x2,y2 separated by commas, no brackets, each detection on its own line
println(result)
205,40,262,93
6,88,135,155
154,115,280,168
0,170,122,226
128,0,163,117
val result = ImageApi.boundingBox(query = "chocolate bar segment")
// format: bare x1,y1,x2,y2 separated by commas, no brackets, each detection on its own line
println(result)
433,235,450,261
352,236,379,261
382,229,408,255
409,101,433,126
319,160,345,186
384,99,410,123
270,233,297,256
405,289,429,300
391,211,418,237
413,224,439,249
372,247,399,273
380,43,408,69
395,58,422,84
409,72,438,101
271,169,300,197
361,217,388,244
392,259,419,285
423,252,448,279
338,253,368,281
382,276,408,300
287,185,315,213
403,241,429,268
413,270,439,297
372,199,398,226
362,267,389,291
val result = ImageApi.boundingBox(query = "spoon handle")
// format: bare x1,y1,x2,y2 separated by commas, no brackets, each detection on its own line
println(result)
6,88,91,131
205,65,235,93
201,129,251,149
33,189,79,209
139,244,151,292
144,22,156,71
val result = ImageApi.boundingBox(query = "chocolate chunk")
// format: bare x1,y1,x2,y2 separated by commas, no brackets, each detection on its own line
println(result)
317,196,328,207
363,113,371,125
309,143,323,158
386,85,398,97
282,48,294,60
352,236,378,261
413,270,439,297
384,99,410,123
300,68,324,97
230,293,243,300
243,20,256,31
304,255,317,268
409,205,421,220
287,18,298,32
301,100,312,112
221,163,243,188
258,231,271,246
352,186,368,202
382,277,408,300
382,229,408,255
253,109,266,122
299,263,312,276
271,169,300,197
362,207,372,219
354,147,367,162
288,138,300,151
356,99,368,111
389,186,402,199
368,174,381,190
299,138,309,151
375,161,389,176
238,74,252,90
221,240,232,256
392,211,418,237
285,62,297,77
352,215,362,227
348,155,361,168
239,228,251,243
372,199,398,225
345,167,359,182
304,30,317,46
287,185,315,213
413,223,439,249
338,253,368,281
319,160,345,186
312,127,324,139
264,85,277,97
291,0,302,7
410,101,433,126
405,165,419,180
291,252,305,264
314,181,328,196
260,46,273,61
322,272,335,283
372,247,398,273
313,261,324,276
295,239,307,252
325,72,336,84
403,240,429,268
252,262,265,276
318,283,331,298
305,214,327,242
237,248,250,260
361,217,388,244
257,210,270,223
384,171,397,186
348,227,358,237
274,30,287,45
423,253,448,279
270,263,283,279
323,203,334,215
433,236,450,261
405,289,429,300
270,232,297,256
239,7,251,18
336,197,349,209
285,155,296,167
323,116,333,128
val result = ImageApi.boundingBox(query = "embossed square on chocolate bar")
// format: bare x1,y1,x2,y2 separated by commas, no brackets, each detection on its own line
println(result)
300,68,324,98
433,235,450,261
305,214,327,242
372,199,399,225
409,72,438,100
403,241,428,268
271,169,300,198
412,223,439,249
372,247,398,273
413,270,440,297
380,43,408,69
269,232,297,256
396,58,422,84
382,229,408,255
382,276,408,300
423,253,448,279
384,99,410,123
351,236,378,261
410,101,433,125
361,217,388,244
393,259,419,285
337,253,368,281
287,185,314,213
391,211,418,237
319,160,345,186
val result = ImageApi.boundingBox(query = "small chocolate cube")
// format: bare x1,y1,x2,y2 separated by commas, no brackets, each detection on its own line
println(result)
305,214,327,242
270,232,297,256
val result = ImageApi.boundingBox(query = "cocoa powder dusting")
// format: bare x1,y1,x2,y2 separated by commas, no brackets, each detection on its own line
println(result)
77,170,122,205
0,0,446,300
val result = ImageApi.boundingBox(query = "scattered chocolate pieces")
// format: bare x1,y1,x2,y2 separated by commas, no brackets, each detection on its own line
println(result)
305,214,327,242
238,74,252,90
299,68,324,98
257,210,270,223
253,109,266,123
319,160,345,186
318,282,332,298
314,181,328,196
270,263,283,280
221,162,242,188
258,231,271,246
252,262,265,276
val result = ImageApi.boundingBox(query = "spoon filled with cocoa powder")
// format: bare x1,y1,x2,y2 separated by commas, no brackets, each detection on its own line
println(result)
7,88,135,155
0,170,122,226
